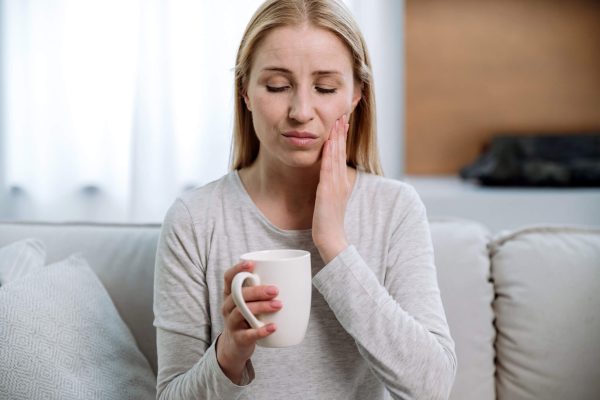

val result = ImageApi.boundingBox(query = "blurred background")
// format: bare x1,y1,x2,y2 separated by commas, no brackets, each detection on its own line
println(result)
1,0,599,230
404,0,600,230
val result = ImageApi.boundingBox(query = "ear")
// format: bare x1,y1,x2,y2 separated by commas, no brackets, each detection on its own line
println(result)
351,82,362,112
243,88,252,112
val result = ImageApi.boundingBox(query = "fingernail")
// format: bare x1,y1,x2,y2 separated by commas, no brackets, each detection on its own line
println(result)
240,262,250,270
270,300,282,308
266,286,278,295
267,324,276,333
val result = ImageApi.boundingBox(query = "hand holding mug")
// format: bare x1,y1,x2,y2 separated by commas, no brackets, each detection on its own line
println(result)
231,249,312,348
217,260,281,384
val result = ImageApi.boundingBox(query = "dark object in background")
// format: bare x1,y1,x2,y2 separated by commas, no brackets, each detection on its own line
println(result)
460,134,600,187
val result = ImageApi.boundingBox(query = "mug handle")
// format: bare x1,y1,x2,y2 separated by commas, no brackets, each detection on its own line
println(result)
231,271,265,330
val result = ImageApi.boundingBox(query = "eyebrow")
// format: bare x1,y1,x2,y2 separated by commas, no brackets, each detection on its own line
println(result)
261,67,342,76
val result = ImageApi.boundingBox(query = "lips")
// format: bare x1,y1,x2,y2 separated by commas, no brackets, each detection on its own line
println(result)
282,131,318,139
281,131,319,147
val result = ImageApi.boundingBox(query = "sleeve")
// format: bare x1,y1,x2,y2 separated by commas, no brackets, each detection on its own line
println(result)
153,198,254,400
312,186,457,400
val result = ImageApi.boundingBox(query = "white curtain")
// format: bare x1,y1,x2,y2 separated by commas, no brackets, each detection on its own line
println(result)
0,0,403,223
348,0,405,180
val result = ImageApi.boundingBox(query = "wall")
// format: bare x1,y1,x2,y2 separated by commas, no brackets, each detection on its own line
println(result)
406,0,600,174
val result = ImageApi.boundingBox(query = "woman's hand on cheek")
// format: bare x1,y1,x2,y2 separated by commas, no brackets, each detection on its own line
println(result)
312,114,351,264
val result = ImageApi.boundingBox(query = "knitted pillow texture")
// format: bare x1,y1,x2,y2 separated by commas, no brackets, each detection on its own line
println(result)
0,254,156,399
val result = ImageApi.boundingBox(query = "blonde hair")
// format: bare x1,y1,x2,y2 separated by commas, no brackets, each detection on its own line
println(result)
231,0,382,175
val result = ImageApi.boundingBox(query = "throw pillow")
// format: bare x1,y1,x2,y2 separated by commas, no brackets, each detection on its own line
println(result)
0,238,45,286
0,254,156,399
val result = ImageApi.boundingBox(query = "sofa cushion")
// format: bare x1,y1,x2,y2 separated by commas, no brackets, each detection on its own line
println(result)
490,226,600,400
430,218,495,400
0,222,160,373
0,254,156,399
0,238,46,286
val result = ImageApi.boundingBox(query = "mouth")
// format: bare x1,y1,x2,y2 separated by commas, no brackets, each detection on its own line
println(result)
282,131,318,139
281,131,319,147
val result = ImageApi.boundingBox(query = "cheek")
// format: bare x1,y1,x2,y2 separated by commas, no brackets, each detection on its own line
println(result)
252,93,285,126
318,96,353,135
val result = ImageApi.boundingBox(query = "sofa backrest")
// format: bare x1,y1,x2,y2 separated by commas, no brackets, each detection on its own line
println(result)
4,220,597,399
1,218,499,395
430,218,496,400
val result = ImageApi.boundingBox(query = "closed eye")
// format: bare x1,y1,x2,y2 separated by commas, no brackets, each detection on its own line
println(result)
266,85,289,93
316,87,337,94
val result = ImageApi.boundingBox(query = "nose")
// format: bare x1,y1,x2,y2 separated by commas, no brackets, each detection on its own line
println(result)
288,87,314,123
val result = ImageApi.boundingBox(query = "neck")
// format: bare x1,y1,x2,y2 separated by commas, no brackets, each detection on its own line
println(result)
238,152,357,231
240,156,320,210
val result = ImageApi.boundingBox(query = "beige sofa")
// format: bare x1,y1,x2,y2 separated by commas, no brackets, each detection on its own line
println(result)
1,218,599,399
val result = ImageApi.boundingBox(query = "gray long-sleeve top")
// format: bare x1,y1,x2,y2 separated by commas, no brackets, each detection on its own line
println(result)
153,170,456,400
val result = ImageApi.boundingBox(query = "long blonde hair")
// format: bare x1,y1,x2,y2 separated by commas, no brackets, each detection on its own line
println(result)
231,0,382,175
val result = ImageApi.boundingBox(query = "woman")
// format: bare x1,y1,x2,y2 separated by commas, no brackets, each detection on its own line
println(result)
153,0,456,399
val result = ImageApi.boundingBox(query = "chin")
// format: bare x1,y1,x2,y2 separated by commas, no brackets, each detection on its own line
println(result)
281,151,321,169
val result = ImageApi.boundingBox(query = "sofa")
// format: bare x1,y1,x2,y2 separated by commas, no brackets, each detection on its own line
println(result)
1,218,599,399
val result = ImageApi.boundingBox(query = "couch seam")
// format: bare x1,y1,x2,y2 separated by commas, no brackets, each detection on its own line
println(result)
489,224,600,254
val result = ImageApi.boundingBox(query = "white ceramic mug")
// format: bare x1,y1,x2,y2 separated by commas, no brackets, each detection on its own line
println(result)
231,249,312,348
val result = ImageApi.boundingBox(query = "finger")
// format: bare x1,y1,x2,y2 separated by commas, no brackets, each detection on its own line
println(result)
328,120,336,176
343,113,349,142
336,116,346,183
344,113,350,140
225,301,282,330
338,115,347,169
320,138,331,175
331,119,339,182
341,115,349,175
344,121,351,187
221,285,279,315
342,121,349,164
235,323,277,346
344,114,350,155
223,261,253,298
225,307,252,331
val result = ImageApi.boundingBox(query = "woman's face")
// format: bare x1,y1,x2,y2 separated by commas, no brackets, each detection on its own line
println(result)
243,24,361,170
